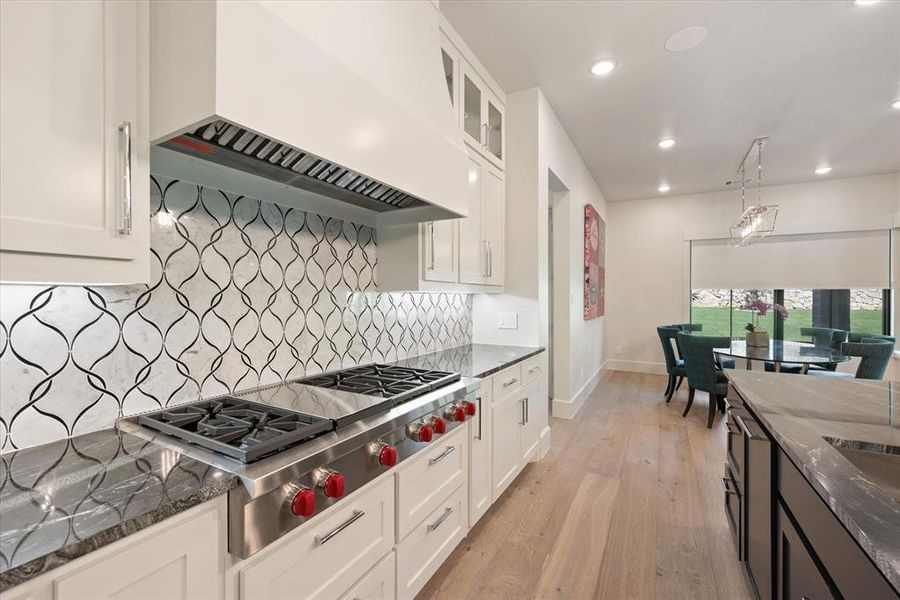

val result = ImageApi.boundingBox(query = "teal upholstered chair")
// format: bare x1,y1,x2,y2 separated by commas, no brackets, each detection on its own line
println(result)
657,326,687,403
848,332,895,344
677,332,731,428
808,338,894,380
675,324,736,370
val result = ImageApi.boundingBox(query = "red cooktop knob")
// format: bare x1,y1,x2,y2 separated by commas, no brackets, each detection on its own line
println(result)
322,472,345,498
378,444,398,467
432,417,447,434
418,424,434,442
464,401,477,416
290,487,315,517
453,406,466,422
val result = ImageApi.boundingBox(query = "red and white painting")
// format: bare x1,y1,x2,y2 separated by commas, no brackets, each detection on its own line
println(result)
584,204,605,319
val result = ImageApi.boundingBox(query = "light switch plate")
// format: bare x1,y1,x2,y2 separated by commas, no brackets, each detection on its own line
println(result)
497,311,518,330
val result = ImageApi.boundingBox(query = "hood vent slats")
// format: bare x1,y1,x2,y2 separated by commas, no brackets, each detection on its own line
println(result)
162,120,426,213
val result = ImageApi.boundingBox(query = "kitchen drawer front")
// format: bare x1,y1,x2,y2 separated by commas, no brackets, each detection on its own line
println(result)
777,451,897,599
396,484,468,600
240,476,394,600
776,502,835,600
396,425,468,541
338,550,396,600
725,407,745,488
521,353,544,387
492,364,523,399
724,466,743,560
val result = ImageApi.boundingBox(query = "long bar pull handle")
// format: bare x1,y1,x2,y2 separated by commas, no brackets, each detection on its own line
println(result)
315,510,365,545
502,377,518,389
482,123,488,147
428,223,435,270
476,395,483,441
482,240,489,277
487,241,493,277
525,396,529,424
427,506,455,531
429,445,456,466
118,121,133,235
520,398,526,426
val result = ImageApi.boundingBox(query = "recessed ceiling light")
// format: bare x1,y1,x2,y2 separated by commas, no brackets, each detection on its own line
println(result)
892,99,900,110
815,166,832,175
665,26,708,53
589,59,617,77
852,0,880,5
658,184,671,193
658,138,676,149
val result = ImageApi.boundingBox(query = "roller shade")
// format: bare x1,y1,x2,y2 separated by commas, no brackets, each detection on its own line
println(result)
691,229,890,290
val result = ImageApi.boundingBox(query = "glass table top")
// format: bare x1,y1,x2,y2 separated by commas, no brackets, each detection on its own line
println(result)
714,339,850,364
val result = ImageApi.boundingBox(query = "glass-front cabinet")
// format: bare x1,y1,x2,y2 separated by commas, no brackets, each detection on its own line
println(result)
439,32,459,111
454,52,505,169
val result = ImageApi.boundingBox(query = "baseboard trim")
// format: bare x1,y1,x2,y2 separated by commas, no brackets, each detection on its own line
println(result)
538,425,551,459
604,359,667,375
552,366,602,419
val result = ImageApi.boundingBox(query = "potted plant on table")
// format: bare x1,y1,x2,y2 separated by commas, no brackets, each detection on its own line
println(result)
743,299,789,347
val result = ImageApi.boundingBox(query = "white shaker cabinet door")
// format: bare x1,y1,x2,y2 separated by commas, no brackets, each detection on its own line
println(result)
481,161,505,286
422,219,458,283
0,0,149,284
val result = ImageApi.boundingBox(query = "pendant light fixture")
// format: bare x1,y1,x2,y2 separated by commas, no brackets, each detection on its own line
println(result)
729,136,778,247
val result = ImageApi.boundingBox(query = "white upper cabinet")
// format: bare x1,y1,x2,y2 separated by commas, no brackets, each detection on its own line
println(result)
423,220,459,283
459,152,504,286
0,0,150,284
459,64,505,169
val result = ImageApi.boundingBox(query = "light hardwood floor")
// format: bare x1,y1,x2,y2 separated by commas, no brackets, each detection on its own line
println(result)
418,370,754,600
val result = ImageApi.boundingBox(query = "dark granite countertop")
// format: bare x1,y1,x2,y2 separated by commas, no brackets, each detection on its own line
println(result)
0,428,238,591
391,343,544,379
726,371,899,592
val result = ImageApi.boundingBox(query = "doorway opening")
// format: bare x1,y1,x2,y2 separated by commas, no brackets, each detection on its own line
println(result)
548,170,569,415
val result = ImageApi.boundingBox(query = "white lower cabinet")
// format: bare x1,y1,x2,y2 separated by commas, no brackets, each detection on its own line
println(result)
520,380,543,464
396,484,468,600
491,388,524,503
4,499,225,600
396,425,467,540
338,551,396,600
468,377,493,527
240,476,394,600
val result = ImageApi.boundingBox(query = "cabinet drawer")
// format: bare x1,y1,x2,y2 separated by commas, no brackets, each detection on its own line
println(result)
339,551,396,600
397,426,467,540
492,364,523,399
240,476,394,600
396,485,468,600
521,353,544,387
724,467,742,560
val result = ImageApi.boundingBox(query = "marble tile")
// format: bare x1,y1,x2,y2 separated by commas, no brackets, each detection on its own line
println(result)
0,175,472,452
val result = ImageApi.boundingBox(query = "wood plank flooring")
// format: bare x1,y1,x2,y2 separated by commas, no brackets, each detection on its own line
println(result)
417,370,754,600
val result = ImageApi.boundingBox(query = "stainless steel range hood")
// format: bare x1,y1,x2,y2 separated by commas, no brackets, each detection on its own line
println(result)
150,1,468,222
162,120,427,214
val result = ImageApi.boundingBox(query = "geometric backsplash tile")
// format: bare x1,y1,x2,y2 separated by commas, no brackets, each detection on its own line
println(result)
0,175,472,452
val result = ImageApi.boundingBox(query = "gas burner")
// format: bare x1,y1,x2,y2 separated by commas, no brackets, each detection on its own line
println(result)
296,364,460,405
137,398,334,463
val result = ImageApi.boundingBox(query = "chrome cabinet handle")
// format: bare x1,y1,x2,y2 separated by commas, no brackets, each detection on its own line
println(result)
315,510,365,545
520,398,526,426
482,240,489,277
428,223,435,270
528,366,541,375
427,506,455,531
722,478,736,496
487,241,493,277
525,396,529,424
502,377,518,389
475,395,483,441
118,121,133,235
482,123,488,146
429,445,456,466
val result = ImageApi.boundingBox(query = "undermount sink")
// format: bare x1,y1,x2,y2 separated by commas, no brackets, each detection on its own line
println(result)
824,437,900,503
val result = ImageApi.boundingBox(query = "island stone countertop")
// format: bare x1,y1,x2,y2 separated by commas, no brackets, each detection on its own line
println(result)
726,371,900,592
391,343,544,379
0,428,238,591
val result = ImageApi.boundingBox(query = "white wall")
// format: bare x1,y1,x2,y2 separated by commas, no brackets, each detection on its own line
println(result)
472,88,607,418
606,172,899,373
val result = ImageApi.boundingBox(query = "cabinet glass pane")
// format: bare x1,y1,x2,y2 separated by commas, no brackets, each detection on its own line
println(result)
463,75,481,142
487,101,502,160
441,48,454,106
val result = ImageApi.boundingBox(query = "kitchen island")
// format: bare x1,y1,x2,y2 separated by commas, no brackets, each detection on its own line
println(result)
725,371,899,599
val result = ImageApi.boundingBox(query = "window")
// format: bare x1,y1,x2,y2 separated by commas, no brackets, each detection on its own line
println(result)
690,288,890,340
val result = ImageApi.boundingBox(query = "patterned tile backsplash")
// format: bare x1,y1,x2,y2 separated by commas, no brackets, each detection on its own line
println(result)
0,175,472,452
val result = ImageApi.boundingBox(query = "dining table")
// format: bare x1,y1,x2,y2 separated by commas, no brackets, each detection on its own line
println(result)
714,339,850,374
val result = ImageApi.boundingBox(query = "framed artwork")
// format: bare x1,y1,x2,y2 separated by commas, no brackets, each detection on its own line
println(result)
584,204,605,319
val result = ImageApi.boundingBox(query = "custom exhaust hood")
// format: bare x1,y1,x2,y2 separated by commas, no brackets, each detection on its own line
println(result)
151,1,469,223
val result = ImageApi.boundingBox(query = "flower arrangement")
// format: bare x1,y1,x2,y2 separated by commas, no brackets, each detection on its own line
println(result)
743,299,789,333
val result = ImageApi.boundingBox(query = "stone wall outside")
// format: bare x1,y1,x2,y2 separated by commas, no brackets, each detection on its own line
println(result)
691,289,883,311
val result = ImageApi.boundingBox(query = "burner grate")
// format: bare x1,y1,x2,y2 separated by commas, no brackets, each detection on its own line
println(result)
296,364,460,406
137,398,334,463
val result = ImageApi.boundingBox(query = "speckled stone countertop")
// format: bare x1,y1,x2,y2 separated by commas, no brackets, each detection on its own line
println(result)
726,371,900,592
391,343,544,379
0,428,238,591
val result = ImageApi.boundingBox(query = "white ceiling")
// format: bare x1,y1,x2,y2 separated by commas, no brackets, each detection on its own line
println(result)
441,0,900,201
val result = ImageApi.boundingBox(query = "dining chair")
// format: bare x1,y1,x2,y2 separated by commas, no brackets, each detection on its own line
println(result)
808,338,894,380
676,332,731,428
674,323,736,370
657,326,687,403
764,327,848,374
847,332,895,344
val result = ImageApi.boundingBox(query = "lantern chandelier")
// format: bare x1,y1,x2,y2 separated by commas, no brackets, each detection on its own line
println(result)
729,136,778,247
